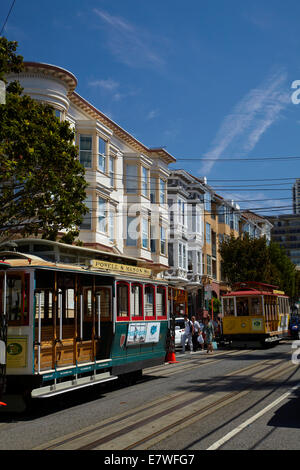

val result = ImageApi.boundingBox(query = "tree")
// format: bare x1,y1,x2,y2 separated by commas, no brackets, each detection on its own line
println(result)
219,234,297,299
0,37,88,243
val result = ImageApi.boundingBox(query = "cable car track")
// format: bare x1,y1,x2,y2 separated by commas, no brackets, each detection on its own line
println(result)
34,351,295,450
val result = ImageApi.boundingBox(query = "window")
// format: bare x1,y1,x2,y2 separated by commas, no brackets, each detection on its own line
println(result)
156,286,167,318
98,197,106,233
79,135,92,168
126,164,138,193
80,194,92,230
160,179,166,204
183,244,187,270
207,255,212,275
179,243,183,267
204,192,211,212
150,177,156,203
109,156,114,187
5,274,29,325
150,225,156,253
206,223,211,244
141,167,149,197
178,199,185,225
197,251,202,274
144,285,155,318
117,282,130,319
98,137,106,172
127,216,137,246
160,226,166,255
131,283,143,319
168,243,174,266
108,210,114,241
142,218,149,249
223,297,234,316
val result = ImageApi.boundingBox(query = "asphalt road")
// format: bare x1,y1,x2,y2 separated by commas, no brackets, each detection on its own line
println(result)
0,340,299,452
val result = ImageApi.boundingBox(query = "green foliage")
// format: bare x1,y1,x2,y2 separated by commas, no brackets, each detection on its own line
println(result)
0,37,88,243
0,37,23,83
219,234,298,299
209,297,221,315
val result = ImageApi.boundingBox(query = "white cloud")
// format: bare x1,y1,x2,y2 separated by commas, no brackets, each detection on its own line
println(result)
93,8,165,69
146,109,160,120
88,78,120,91
200,69,289,176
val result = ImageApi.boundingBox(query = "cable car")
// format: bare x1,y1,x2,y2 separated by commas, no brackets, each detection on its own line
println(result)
221,281,290,347
0,240,169,411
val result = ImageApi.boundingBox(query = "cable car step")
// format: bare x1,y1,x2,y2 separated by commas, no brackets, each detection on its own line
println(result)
32,372,118,398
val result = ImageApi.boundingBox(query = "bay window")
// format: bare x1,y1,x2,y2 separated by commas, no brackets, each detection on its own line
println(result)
79,135,92,168
141,167,149,197
98,137,106,173
126,164,138,194
142,218,149,249
98,197,106,233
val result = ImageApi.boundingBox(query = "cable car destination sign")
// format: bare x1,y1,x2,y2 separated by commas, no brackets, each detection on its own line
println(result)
90,259,152,277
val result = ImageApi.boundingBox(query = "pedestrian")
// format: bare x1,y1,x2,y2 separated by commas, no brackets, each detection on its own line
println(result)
191,316,201,352
203,315,215,354
182,314,194,353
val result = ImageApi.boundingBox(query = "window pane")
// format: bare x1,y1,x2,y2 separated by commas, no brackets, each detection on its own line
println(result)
98,137,106,172
80,194,92,229
142,218,148,249
141,167,148,197
127,216,137,246
126,165,138,193
161,226,166,254
145,286,155,317
109,157,114,186
160,179,165,204
98,197,106,233
131,284,142,317
117,284,129,317
156,287,166,316
79,135,92,168
150,177,156,203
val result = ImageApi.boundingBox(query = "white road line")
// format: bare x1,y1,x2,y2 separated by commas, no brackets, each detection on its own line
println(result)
207,383,300,450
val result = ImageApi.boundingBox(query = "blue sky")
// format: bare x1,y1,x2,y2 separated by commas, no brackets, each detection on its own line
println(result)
2,0,300,215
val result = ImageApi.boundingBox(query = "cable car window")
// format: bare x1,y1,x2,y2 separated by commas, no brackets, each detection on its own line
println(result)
35,290,53,326
236,297,249,316
145,285,155,318
131,284,143,318
117,282,129,319
156,287,167,318
96,288,111,319
250,297,262,316
223,298,234,316
5,274,29,325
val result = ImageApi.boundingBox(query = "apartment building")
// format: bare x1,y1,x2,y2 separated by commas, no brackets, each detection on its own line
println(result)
267,214,300,267
7,62,175,276
166,171,274,317
293,179,300,215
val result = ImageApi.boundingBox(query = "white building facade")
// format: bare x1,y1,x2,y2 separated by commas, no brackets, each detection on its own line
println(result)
7,62,175,276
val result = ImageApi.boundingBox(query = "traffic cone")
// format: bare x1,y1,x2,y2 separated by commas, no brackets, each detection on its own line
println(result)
165,350,179,363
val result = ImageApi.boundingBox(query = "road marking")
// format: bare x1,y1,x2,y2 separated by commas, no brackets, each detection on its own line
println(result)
207,383,300,450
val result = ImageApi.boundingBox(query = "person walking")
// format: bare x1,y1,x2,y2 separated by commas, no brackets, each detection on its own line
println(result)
203,315,215,354
191,316,201,352
182,314,194,353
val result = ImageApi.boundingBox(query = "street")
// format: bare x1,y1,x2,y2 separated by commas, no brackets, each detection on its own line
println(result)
0,340,299,451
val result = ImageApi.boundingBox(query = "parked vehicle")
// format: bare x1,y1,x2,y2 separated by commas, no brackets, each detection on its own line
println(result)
289,315,300,339
175,317,185,348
